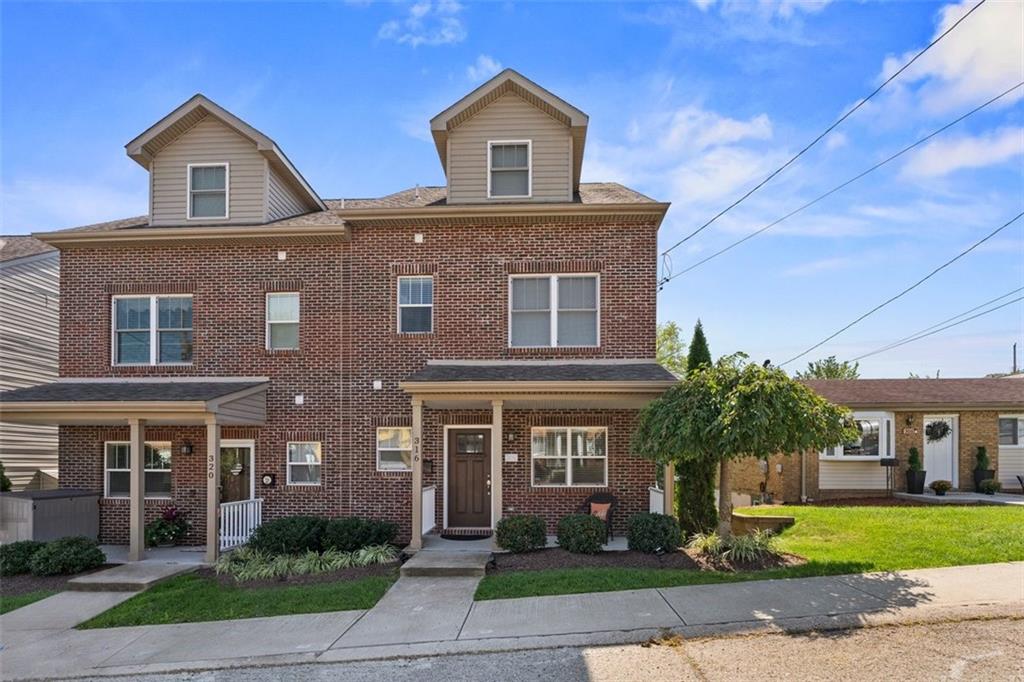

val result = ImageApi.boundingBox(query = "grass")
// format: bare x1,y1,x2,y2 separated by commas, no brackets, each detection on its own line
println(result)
0,590,58,614
475,505,1024,601
78,571,398,628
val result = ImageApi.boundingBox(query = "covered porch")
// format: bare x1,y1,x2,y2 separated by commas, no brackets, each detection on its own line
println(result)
0,378,269,563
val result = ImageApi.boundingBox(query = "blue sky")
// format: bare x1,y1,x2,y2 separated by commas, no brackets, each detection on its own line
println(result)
2,0,1021,378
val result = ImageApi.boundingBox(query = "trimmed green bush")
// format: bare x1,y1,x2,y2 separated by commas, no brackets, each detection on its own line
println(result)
979,479,1002,495
29,537,105,576
322,517,398,552
627,512,682,553
1,540,46,576
495,515,547,553
248,516,327,555
907,447,923,471
556,514,605,555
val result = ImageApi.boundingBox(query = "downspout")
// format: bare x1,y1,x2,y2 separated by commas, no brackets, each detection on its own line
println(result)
800,450,807,503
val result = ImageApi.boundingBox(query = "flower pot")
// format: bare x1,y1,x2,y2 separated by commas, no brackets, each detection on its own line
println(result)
157,541,176,548
934,490,946,496
906,470,926,494
974,469,995,492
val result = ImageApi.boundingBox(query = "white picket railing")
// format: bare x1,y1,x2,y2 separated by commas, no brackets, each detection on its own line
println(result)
649,486,664,514
422,485,437,536
220,498,263,551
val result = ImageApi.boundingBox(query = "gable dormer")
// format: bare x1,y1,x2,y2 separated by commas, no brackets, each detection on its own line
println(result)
430,70,589,204
126,95,324,226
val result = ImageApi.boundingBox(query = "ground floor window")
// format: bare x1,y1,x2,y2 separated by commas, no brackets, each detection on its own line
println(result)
531,427,607,487
1000,415,1023,446
376,427,412,471
287,441,321,485
104,441,172,498
821,412,893,460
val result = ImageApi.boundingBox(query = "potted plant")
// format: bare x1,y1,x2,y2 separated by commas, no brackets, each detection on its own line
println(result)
979,479,1001,495
906,447,926,494
929,480,952,496
973,446,995,493
145,506,190,548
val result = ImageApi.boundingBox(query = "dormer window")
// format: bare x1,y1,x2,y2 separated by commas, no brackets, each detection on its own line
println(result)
188,163,229,219
488,141,531,198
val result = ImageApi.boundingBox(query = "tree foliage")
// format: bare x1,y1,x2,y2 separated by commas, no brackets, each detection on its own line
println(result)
674,319,717,536
656,322,687,377
794,356,860,380
686,320,711,372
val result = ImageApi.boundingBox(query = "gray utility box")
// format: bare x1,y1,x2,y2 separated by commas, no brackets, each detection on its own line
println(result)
0,489,99,543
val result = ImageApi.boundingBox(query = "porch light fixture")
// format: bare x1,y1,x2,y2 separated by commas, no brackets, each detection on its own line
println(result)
179,442,193,455
905,415,914,426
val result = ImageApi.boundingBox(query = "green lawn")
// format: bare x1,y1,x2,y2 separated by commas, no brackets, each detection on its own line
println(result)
78,571,398,628
0,590,58,615
475,505,1024,601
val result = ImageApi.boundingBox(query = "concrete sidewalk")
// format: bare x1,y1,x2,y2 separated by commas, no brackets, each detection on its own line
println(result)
1,562,1021,680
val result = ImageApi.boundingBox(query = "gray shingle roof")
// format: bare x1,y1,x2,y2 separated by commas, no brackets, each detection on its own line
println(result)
0,236,57,262
404,362,676,383
0,381,267,403
331,182,657,210
802,378,1024,408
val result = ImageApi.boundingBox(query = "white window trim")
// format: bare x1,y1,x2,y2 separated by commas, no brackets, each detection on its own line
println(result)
820,411,893,461
487,140,532,199
286,441,322,486
376,427,413,472
103,441,173,499
508,274,601,348
999,414,1024,448
186,162,230,221
396,276,434,334
265,292,300,351
530,426,609,488
111,294,193,367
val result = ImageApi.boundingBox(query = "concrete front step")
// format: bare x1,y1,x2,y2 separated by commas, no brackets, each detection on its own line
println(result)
67,561,198,592
400,550,491,577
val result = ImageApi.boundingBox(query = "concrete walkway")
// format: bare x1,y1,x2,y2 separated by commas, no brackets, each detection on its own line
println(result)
895,491,1024,505
1,562,1021,680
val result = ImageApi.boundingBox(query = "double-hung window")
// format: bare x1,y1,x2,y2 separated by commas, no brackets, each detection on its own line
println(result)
488,141,530,198
532,427,607,487
510,275,599,347
113,295,193,365
999,415,1023,446
188,163,228,219
287,442,321,485
397,276,433,333
104,442,172,498
821,412,893,460
266,292,300,350
376,427,413,471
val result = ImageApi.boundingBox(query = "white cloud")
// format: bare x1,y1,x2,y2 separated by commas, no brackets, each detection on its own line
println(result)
466,55,502,82
901,127,1024,179
0,177,146,234
690,0,832,19
378,0,466,47
824,131,847,150
659,106,773,152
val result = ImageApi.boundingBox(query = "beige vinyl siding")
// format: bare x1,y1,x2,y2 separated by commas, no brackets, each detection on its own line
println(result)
150,117,266,225
998,445,1024,488
819,460,887,490
447,93,572,204
267,166,308,221
0,252,59,490
215,392,267,425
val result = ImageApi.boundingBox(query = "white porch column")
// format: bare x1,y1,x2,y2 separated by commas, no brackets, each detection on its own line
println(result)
410,398,424,551
491,400,503,528
205,416,221,563
663,462,676,517
127,418,146,562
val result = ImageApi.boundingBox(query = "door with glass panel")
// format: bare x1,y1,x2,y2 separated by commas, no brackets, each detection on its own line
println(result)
219,441,254,504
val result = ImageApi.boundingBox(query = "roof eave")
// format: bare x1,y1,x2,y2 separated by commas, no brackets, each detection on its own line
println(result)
335,201,670,224
399,379,678,394
33,223,350,249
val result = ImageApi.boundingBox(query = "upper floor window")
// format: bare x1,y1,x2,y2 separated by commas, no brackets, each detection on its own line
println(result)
397,276,433,333
509,275,599,348
376,427,413,471
821,412,893,460
266,292,300,350
488,141,531,198
104,441,172,498
112,295,193,365
188,163,229,219
1000,416,1023,446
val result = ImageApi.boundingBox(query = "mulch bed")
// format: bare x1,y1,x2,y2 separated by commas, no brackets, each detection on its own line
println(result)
199,561,400,589
684,549,805,572
488,548,805,574
1,564,116,597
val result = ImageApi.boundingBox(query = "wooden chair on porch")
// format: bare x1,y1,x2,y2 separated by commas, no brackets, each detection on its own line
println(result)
578,492,618,541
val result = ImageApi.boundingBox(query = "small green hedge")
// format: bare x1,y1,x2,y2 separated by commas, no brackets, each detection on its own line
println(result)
29,537,105,576
248,516,327,555
495,515,547,553
1,540,46,576
556,514,606,555
627,512,682,553
323,518,397,552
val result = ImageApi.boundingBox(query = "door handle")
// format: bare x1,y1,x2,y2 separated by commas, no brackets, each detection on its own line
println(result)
486,475,492,495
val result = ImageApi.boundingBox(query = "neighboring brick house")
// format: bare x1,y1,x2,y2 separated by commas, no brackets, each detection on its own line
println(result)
0,70,676,561
732,378,1024,503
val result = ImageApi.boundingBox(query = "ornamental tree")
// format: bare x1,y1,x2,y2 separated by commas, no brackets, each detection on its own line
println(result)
794,356,860,380
632,354,855,536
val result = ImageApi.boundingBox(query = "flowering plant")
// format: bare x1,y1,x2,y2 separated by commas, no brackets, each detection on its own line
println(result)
145,506,191,547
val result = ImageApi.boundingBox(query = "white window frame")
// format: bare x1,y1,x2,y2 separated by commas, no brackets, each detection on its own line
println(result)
186,162,230,220
999,414,1024,448
487,140,532,199
111,294,194,366
376,427,413,472
396,276,434,334
286,441,322,486
508,274,600,348
820,411,893,461
530,426,608,488
265,292,300,351
103,441,173,499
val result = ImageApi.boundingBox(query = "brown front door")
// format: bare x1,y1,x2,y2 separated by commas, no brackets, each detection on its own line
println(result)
447,429,491,528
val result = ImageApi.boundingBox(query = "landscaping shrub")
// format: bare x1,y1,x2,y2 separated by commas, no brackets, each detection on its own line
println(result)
929,480,952,495
556,514,605,555
687,531,726,557
0,540,45,576
322,517,398,552
248,515,326,555
214,544,397,582
145,506,191,547
724,530,778,563
627,512,682,553
29,536,105,576
979,479,1002,495
495,515,547,553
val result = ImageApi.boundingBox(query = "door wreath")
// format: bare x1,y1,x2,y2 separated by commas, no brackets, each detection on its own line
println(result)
925,420,951,442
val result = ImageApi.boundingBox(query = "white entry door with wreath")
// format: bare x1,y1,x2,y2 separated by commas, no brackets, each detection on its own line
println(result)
922,415,958,488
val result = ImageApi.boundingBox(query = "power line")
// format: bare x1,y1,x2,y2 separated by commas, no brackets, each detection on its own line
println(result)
778,211,1024,367
850,295,1024,361
658,0,988,274
658,81,1023,288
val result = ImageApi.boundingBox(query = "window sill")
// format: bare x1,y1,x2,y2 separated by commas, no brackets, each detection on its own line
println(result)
819,456,884,462
529,484,610,490
507,346,601,355
264,348,301,356
394,332,434,338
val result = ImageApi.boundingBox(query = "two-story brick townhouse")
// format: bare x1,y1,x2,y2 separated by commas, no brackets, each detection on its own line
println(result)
0,69,677,562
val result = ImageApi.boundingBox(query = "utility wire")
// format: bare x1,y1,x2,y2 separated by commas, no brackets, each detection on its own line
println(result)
657,0,988,272
778,211,1024,367
658,81,1023,288
850,295,1024,361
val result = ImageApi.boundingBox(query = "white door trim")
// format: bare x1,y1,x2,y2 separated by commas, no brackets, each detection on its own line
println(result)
922,415,959,488
442,424,492,530
220,439,256,502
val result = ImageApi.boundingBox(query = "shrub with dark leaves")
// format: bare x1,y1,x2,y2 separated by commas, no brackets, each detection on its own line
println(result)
627,512,682,553
248,516,327,555
29,537,105,576
322,517,398,552
1,540,46,576
495,515,547,553
556,514,606,555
